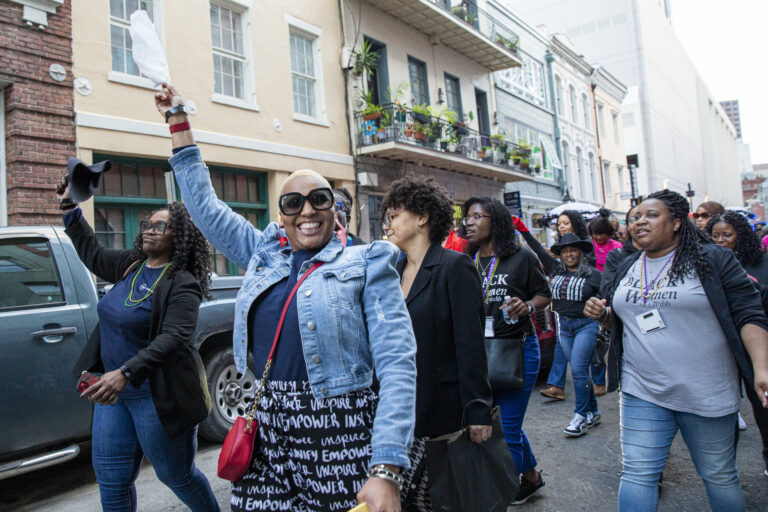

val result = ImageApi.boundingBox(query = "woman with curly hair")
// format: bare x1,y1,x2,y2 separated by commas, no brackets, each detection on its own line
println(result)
585,190,768,511
463,197,552,505
55,176,218,511
706,211,768,476
380,177,493,511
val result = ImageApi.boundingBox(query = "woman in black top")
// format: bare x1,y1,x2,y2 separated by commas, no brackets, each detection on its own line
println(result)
381,176,493,511
56,179,218,512
463,197,552,505
706,211,768,476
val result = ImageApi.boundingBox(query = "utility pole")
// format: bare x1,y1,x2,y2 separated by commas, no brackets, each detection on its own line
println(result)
686,182,695,211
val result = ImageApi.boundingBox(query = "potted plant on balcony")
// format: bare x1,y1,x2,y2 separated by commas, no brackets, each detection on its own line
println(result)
520,157,531,171
451,4,467,21
412,103,431,124
404,122,414,138
352,41,380,81
496,34,520,53
377,110,394,141
482,146,494,162
511,148,522,166
413,122,430,143
491,134,507,162
517,138,532,158
447,134,459,153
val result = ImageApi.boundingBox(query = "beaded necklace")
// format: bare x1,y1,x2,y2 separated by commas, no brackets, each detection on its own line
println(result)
474,252,499,304
124,260,172,307
639,249,676,305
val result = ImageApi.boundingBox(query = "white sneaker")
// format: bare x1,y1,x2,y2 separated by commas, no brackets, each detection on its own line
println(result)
586,411,601,428
738,412,747,431
564,413,588,437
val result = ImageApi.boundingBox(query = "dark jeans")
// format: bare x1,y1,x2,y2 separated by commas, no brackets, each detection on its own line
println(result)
92,395,219,512
493,335,540,474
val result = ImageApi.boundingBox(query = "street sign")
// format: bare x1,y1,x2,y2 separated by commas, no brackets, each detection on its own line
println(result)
504,191,522,217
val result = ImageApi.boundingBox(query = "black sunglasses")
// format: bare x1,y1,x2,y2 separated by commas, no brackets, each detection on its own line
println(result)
279,188,334,216
139,220,169,235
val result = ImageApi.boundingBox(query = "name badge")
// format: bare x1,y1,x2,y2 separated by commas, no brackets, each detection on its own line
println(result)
485,316,495,338
635,309,665,334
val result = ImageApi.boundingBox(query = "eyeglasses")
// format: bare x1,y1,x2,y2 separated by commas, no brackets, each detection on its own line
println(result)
692,212,712,220
381,209,401,229
462,213,491,226
279,188,334,216
139,220,169,235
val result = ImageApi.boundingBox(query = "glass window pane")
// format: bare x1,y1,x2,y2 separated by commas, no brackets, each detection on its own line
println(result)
122,165,139,196
247,177,258,202
0,239,64,309
235,175,247,203
126,0,138,17
110,24,125,73
140,0,153,20
156,170,168,199
110,0,125,19
139,166,155,197
223,72,234,97
211,171,224,198
126,48,139,76
103,166,122,196
222,173,236,201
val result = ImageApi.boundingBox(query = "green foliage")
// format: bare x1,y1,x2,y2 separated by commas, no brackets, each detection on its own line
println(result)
353,41,380,77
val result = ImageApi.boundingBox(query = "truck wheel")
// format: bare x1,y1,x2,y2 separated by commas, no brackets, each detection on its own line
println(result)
199,347,256,442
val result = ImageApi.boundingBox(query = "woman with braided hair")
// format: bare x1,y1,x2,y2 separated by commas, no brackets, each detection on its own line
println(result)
706,211,768,477
584,190,768,511
57,176,218,511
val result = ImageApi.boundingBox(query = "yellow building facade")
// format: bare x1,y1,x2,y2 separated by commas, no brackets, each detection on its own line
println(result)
71,0,354,274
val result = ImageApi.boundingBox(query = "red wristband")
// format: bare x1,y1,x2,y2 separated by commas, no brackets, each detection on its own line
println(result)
169,121,191,134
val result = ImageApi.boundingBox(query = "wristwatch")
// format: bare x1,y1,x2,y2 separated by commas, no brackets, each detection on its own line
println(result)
119,364,133,379
525,301,535,315
164,104,188,122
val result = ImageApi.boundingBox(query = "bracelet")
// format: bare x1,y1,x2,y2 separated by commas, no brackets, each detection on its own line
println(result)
525,300,535,315
169,121,191,134
367,464,403,492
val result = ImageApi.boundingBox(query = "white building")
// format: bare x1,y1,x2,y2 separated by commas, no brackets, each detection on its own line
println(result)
506,0,744,205
549,34,600,204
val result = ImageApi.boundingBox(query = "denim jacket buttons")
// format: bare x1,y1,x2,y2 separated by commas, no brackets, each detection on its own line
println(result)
312,355,320,364
305,290,312,297
307,321,316,330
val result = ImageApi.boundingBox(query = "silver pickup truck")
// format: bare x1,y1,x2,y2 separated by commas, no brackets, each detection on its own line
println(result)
0,226,251,480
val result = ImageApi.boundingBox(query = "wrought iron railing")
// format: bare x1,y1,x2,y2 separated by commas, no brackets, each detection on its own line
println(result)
356,104,539,173
428,0,520,53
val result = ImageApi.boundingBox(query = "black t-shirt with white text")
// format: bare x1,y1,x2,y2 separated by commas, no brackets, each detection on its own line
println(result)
477,247,552,339
550,269,602,318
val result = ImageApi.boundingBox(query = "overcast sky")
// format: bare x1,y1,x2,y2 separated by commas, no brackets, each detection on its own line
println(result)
669,0,768,165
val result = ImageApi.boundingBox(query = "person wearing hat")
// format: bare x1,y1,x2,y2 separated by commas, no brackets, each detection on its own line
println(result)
533,232,604,437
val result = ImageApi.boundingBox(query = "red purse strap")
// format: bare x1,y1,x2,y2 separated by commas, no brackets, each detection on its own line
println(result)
246,260,324,424
267,261,324,361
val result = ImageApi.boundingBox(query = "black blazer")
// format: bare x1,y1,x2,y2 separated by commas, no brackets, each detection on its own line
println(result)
603,244,768,393
67,216,212,438
397,244,492,438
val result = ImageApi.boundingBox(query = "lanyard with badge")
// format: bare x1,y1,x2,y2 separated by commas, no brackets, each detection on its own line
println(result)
635,249,676,333
475,253,498,337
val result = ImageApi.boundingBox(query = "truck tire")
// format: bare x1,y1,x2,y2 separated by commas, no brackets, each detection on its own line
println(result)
198,347,256,442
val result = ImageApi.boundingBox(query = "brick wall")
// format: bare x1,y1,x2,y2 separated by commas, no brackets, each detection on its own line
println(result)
1,0,74,225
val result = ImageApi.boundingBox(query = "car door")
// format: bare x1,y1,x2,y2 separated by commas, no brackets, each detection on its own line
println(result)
0,233,92,457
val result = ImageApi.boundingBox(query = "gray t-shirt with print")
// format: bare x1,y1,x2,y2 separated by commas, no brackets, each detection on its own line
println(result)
613,254,740,417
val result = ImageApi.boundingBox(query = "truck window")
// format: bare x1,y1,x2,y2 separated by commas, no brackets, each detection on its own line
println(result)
0,238,65,310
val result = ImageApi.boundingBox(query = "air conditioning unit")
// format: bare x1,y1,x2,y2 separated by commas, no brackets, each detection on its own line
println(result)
358,172,379,188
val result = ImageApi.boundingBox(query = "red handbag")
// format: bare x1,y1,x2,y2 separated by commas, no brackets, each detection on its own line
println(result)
217,261,324,481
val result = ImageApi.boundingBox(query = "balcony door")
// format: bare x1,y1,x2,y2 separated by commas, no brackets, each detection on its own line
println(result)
364,36,389,105
475,88,490,136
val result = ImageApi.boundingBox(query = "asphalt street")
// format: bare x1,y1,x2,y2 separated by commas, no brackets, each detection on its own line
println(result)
1,374,766,511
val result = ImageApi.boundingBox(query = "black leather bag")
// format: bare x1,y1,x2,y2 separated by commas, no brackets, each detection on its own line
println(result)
592,326,610,368
426,402,520,512
484,337,524,389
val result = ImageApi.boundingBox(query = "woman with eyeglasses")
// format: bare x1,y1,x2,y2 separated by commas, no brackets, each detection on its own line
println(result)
156,84,416,512
463,197,552,505
705,211,768,477
584,190,768,511
380,176,493,511
693,200,725,231
56,178,218,511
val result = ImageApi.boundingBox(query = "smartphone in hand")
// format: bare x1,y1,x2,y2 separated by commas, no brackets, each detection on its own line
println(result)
77,371,118,405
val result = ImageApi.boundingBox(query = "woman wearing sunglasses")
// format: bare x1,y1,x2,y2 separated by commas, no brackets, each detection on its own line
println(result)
693,200,725,232
56,179,218,512
380,176,493,511
156,84,416,512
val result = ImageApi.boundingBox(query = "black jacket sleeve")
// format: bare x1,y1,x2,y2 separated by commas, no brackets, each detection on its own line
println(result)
64,214,139,284
521,231,558,275
524,248,553,299
713,246,768,333
124,274,203,382
447,254,493,426
601,249,624,298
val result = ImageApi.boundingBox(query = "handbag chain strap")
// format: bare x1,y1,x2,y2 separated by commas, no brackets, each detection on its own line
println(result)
245,261,324,429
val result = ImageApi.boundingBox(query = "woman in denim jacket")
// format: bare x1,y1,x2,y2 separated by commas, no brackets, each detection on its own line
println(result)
155,85,417,512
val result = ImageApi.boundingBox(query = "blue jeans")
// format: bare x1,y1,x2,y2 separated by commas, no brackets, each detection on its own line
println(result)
546,337,605,388
92,396,220,512
558,316,600,416
493,335,540,474
619,393,743,512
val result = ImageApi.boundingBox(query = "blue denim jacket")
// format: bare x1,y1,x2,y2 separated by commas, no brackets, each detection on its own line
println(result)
170,147,417,468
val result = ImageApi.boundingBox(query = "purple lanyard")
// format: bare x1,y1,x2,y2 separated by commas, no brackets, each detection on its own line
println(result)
474,253,498,303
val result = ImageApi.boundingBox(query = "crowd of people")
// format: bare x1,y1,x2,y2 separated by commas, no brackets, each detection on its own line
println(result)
57,83,768,512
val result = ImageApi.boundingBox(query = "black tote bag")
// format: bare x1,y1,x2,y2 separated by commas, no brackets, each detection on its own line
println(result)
484,337,524,389
426,404,519,512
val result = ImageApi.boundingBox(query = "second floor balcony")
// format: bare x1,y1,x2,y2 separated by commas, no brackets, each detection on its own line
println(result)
363,0,522,71
355,104,539,182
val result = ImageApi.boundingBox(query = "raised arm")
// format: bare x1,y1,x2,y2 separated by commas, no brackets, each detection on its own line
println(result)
513,217,558,274
156,84,263,269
